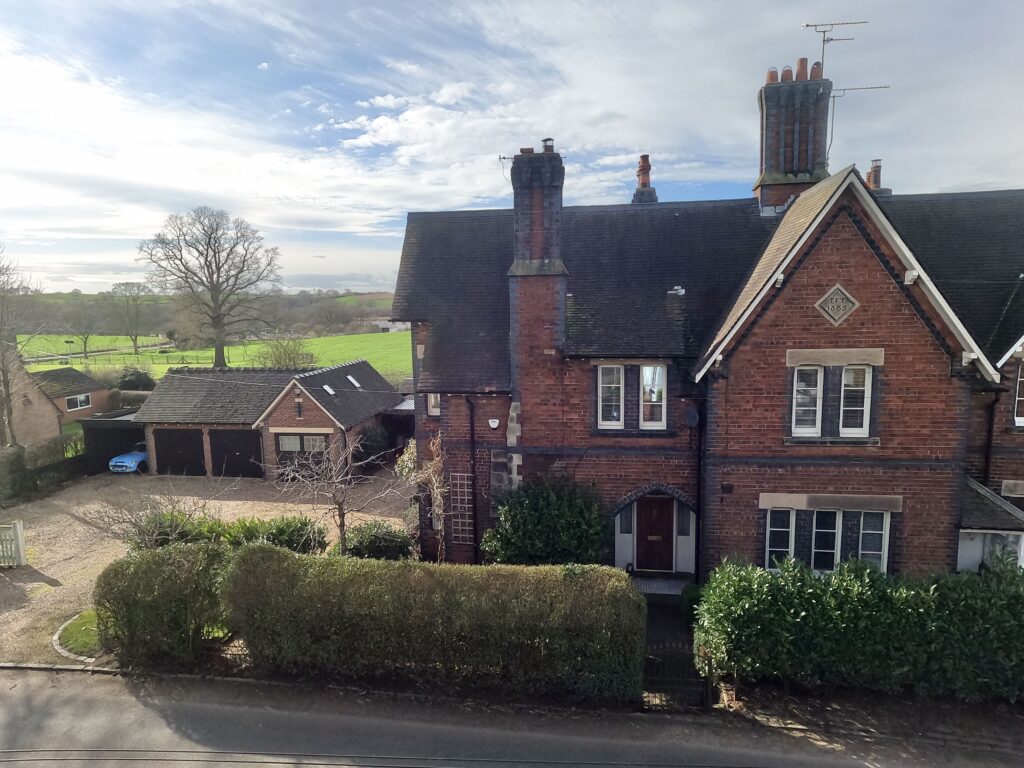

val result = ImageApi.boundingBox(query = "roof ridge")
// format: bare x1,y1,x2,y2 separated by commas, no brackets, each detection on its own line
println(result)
295,359,368,378
165,366,314,374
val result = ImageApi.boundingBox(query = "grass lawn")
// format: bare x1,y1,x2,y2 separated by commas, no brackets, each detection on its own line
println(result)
336,292,393,315
20,335,164,358
26,331,412,385
58,609,100,658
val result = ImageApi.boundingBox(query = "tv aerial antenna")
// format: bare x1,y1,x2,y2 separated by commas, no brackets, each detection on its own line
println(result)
827,85,891,162
802,20,868,73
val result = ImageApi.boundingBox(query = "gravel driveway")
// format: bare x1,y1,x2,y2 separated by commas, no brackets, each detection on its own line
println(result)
0,472,412,663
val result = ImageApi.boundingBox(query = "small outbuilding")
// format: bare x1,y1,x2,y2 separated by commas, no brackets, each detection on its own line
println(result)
31,368,110,425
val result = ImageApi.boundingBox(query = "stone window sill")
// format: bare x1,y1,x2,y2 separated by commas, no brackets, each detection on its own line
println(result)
784,436,881,447
592,429,677,438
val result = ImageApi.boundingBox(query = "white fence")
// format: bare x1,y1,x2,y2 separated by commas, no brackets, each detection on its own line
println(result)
0,520,26,567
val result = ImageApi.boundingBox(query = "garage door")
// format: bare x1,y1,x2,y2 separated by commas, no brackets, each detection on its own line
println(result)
82,424,146,475
153,429,205,476
209,429,264,478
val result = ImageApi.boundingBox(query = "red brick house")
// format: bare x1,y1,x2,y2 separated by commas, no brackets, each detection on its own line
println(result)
31,367,111,424
392,56,1024,577
133,361,404,478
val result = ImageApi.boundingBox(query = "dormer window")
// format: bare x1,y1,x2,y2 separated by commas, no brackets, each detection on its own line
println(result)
426,393,441,417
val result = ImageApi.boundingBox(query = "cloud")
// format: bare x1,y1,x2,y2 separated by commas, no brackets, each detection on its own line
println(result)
384,58,420,76
431,82,473,106
356,93,413,109
257,61,269,71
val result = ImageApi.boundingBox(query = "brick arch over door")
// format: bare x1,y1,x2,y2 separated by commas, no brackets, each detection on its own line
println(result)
613,482,696,516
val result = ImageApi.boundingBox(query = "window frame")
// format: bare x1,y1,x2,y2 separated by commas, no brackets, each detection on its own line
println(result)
597,364,625,429
811,508,843,572
65,393,92,411
858,510,890,571
791,365,824,437
639,364,668,430
765,508,795,571
840,365,873,437
303,434,327,452
277,434,302,452
426,393,441,417
1015,360,1024,427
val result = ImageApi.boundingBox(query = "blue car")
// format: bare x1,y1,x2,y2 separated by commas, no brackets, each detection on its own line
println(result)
109,442,149,473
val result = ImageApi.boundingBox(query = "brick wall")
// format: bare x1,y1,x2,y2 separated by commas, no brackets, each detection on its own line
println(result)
703,189,972,576
966,358,1024,495
8,354,62,457
260,382,341,481
53,388,110,422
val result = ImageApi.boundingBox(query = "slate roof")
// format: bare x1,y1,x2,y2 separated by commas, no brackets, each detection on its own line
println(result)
962,477,1024,531
295,360,403,428
393,202,778,391
393,171,1024,392
877,190,1024,363
32,367,106,398
134,369,301,425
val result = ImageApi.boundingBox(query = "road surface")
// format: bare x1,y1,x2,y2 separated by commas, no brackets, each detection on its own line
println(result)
0,670,1012,767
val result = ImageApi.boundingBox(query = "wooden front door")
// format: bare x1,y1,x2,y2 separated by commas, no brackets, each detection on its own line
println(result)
635,497,674,572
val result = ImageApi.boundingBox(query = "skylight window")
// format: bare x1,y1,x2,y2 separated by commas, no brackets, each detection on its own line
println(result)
323,384,336,395
346,375,361,388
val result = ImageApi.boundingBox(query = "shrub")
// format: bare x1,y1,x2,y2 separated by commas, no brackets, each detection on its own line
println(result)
344,520,413,560
481,477,607,565
116,368,156,391
94,542,228,664
354,424,391,462
223,545,646,703
223,516,328,555
695,557,1024,702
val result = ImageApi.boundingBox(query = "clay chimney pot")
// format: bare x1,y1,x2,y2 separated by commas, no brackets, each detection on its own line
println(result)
766,67,779,84
810,61,823,80
796,58,808,81
781,65,794,83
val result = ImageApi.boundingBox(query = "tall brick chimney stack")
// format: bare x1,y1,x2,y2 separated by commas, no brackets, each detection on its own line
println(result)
508,139,566,275
632,154,659,204
866,158,882,189
753,56,832,209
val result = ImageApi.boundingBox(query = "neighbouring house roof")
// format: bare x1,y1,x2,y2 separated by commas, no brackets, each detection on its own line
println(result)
962,477,1024,531
134,368,302,425
393,173,1024,392
392,202,779,391
876,190,1024,365
31,367,106,399
293,360,404,428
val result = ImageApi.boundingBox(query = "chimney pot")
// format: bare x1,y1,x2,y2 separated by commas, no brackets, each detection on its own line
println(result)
766,67,779,84
636,154,652,188
542,137,554,153
796,57,808,81
780,65,794,83
867,159,883,190
810,61,823,80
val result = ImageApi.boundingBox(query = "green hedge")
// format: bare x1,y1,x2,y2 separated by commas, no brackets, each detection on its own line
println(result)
132,511,327,555
481,477,607,565
695,558,1024,701
223,545,646,703
344,520,414,560
94,542,228,664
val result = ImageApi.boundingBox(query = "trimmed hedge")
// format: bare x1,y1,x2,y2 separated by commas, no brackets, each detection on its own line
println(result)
695,557,1024,702
223,545,646,703
94,542,228,664
132,510,327,555
344,520,414,560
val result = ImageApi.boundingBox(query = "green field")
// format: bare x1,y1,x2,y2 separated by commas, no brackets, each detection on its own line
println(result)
26,330,412,385
20,335,164,358
336,291,393,315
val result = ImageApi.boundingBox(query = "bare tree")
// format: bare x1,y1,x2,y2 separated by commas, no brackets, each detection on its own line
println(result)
271,435,410,555
62,299,103,359
420,433,449,562
0,248,42,445
138,206,281,368
105,282,153,355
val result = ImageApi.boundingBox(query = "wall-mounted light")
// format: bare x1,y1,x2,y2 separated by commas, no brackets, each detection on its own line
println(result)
488,418,500,429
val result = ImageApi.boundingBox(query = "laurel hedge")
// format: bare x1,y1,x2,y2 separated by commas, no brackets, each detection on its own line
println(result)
695,557,1024,702
94,542,229,664
222,545,646,703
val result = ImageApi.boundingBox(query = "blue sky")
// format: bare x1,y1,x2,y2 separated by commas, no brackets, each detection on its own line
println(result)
0,0,1022,291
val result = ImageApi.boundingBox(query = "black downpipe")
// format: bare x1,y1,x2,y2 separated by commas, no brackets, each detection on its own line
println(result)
694,397,706,582
465,396,480,564
984,392,1000,485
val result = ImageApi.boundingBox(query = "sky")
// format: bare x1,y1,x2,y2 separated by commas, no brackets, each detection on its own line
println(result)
0,0,1022,293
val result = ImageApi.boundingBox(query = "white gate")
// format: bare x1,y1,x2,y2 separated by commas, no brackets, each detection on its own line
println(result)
0,520,26,567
